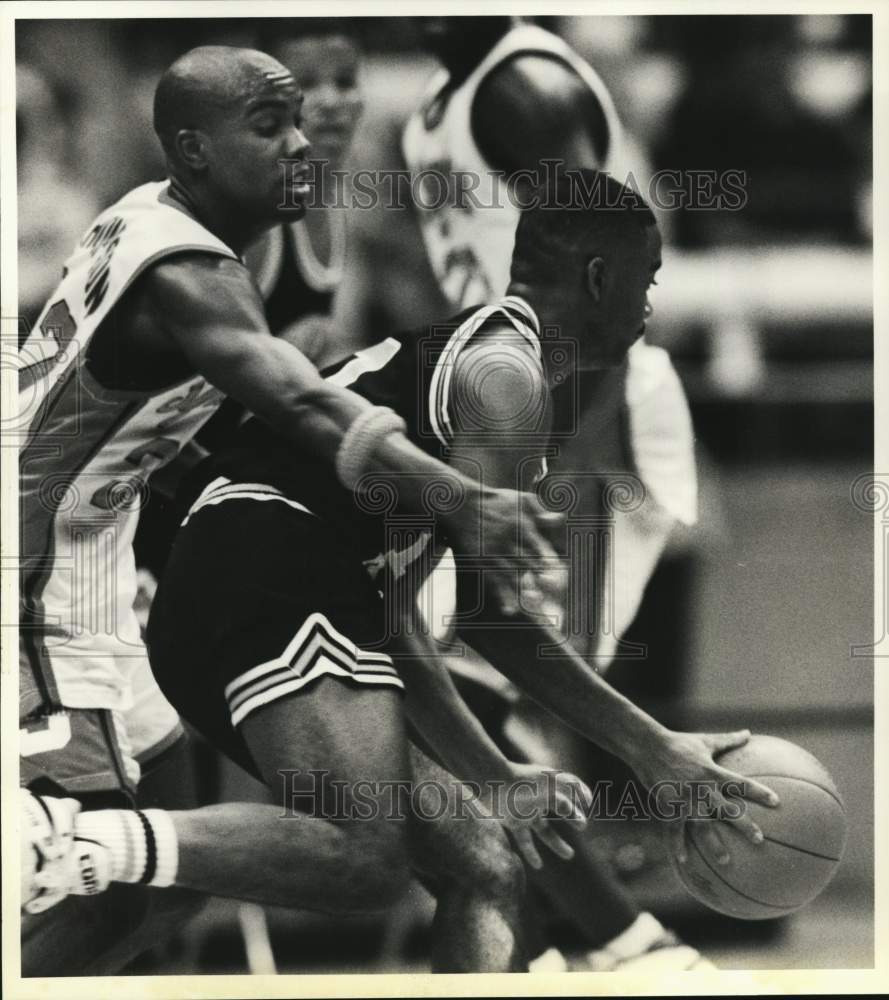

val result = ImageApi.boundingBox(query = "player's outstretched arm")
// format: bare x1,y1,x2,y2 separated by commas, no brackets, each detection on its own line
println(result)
445,336,779,862
146,255,563,614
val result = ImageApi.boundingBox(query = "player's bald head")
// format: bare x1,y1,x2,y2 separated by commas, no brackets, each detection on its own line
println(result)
153,45,296,158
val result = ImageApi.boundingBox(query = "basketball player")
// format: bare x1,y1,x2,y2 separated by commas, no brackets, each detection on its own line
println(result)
132,20,365,582
196,18,365,451
136,172,776,970
17,45,562,973
398,16,705,970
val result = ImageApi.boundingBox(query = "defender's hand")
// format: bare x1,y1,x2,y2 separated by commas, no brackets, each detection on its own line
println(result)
631,729,780,866
495,763,592,871
445,487,564,617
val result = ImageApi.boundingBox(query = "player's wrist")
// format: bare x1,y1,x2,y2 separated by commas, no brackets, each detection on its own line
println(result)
335,406,408,490
437,476,487,538
622,720,677,786
472,753,519,800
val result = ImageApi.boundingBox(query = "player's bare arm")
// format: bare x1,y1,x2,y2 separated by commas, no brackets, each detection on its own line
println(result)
472,54,609,173
445,330,779,864
133,254,563,613
387,587,590,870
135,254,368,448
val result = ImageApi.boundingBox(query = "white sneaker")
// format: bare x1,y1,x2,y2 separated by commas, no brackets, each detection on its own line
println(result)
575,912,716,972
528,947,569,973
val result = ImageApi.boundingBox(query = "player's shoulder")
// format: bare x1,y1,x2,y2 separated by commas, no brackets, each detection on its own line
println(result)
144,251,252,295
452,321,547,427
139,252,262,324
454,329,544,386
478,50,593,120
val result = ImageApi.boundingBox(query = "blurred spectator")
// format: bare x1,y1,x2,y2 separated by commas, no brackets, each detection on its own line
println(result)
16,62,101,333
652,14,870,247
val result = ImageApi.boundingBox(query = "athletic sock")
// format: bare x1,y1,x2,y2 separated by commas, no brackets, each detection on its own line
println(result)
74,808,179,887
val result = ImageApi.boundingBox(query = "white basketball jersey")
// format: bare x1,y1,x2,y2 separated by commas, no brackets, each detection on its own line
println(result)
19,181,238,712
402,23,623,312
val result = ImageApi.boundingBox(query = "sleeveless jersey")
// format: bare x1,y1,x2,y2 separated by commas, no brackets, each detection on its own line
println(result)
182,295,547,572
18,180,238,714
402,23,623,312
246,218,338,333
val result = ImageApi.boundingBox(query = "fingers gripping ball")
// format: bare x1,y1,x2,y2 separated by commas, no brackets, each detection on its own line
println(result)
673,735,847,919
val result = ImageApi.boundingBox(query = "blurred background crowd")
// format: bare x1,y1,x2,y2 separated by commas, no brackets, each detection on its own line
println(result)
16,12,874,973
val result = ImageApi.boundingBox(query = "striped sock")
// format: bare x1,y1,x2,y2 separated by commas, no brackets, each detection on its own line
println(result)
74,808,178,888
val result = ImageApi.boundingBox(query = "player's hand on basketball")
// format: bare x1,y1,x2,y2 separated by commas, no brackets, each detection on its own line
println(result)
499,764,592,870
634,729,780,866
21,789,112,913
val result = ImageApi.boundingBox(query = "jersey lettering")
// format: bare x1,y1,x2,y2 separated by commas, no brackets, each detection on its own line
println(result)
82,217,126,316
89,437,181,511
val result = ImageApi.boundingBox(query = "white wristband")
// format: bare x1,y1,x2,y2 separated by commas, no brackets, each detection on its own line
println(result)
335,406,407,491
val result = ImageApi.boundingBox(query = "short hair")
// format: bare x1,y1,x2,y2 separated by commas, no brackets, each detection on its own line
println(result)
510,169,655,287
153,45,287,159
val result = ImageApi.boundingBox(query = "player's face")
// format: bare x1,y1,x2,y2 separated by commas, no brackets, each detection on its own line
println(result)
204,67,311,223
582,223,662,369
274,35,363,166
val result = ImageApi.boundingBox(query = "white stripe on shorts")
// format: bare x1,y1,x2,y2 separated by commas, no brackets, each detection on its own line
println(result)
224,612,401,727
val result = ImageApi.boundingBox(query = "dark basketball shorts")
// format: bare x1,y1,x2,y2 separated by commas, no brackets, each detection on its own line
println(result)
146,479,404,776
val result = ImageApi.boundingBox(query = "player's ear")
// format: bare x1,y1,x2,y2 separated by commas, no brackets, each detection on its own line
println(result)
585,257,605,302
175,129,208,171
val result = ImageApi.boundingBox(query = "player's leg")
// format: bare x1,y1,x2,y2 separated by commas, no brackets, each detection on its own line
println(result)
406,743,528,972
156,496,527,967
142,494,415,914
19,693,206,976
162,678,413,913
25,626,414,961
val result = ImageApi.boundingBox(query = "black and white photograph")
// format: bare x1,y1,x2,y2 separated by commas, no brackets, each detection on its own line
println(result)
2,2,885,996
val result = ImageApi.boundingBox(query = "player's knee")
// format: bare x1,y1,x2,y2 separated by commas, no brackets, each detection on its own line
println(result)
343,819,411,912
459,826,526,901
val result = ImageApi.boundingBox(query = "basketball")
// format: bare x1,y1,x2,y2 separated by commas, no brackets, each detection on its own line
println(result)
672,735,847,919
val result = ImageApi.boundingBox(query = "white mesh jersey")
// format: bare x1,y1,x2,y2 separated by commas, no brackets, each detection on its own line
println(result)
19,180,238,720
402,23,623,312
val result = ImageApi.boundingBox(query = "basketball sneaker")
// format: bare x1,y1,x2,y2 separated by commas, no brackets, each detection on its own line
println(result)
528,912,716,973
